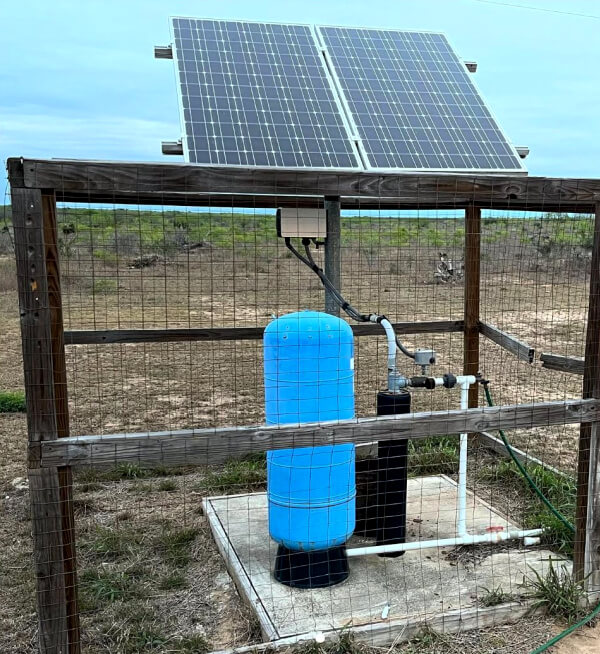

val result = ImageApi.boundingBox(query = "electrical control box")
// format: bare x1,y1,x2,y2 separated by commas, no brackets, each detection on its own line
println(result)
276,208,327,238
414,348,436,367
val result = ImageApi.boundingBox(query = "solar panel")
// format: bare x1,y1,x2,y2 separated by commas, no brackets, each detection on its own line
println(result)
316,26,525,172
171,18,361,169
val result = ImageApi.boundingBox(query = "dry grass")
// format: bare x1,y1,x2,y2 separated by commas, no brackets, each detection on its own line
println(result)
0,257,16,293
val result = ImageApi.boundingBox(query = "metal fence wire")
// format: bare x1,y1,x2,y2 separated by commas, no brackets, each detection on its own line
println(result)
4,159,600,654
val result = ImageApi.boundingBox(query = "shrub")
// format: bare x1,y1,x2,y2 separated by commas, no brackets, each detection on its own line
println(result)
0,390,26,413
93,278,118,293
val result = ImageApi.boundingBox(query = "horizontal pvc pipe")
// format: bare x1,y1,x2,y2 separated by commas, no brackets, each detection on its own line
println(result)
346,528,544,557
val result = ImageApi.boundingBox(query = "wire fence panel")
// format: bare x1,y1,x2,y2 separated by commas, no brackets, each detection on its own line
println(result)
3,163,599,653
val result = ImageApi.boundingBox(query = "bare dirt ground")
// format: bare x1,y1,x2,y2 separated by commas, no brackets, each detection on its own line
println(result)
0,230,598,653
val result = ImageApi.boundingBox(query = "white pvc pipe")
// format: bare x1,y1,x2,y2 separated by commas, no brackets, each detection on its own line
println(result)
457,377,472,538
377,317,397,373
346,528,544,557
347,374,491,559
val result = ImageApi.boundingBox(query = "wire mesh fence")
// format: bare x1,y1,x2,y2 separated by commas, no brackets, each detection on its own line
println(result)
3,161,600,653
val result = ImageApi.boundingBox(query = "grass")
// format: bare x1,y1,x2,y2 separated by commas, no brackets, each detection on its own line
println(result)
84,525,145,560
158,479,178,492
75,464,190,485
408,437,459,476
156,527,199,567
0,390,26,413
79,569,142,609
478,585,516,607
526,561,588,623
401,627,451,653
93,248,119,265
0,257,17,291
174,635,210,653
294,632,371,654
158,572,188,591
478,459,576,555
93,278,118,293
198,454,267,494
126,627,168,652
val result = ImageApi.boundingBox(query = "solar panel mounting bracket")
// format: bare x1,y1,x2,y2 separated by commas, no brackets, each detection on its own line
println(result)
154,45,173,59
162,140,183,155
515,146,530,159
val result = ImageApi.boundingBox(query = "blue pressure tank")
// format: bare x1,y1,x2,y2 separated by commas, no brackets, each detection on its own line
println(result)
264,311,356,554
264,310,355,424
267,444,355,551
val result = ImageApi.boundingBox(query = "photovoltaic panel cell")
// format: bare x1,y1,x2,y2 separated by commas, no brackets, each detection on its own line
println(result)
316,26,525,172
171,18,361,169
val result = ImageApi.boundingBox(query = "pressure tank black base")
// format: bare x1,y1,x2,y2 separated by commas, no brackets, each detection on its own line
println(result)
274,545,349,588
376,390,410,558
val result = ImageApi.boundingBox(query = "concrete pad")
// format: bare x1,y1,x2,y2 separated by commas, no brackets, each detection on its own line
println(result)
204,476,568,642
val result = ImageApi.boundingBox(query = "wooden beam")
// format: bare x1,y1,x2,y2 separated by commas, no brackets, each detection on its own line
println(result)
37,398,600,469
464,206,481,408
7,158,600,212
540,352,584,375
206,601,538,653
46,191,596,212
12,188,71,652
63,320,463,346
576,201,600,587
324,196,341,317
479,321,535,364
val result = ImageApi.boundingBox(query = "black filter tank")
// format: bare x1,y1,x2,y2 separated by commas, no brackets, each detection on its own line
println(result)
375,390,411,557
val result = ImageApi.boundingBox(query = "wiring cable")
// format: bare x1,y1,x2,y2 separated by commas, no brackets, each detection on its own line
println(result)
285,237,416,359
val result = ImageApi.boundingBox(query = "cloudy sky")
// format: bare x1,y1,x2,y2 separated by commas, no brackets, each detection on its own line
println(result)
2,0,599,178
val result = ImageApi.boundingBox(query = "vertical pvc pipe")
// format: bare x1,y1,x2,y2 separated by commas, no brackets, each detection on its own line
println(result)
457,377,471,538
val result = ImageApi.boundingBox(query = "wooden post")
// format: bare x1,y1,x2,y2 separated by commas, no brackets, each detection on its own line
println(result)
43,191,80,651
324,196,341,316
464,206,481,408
575,201,600,589
12,187,80,652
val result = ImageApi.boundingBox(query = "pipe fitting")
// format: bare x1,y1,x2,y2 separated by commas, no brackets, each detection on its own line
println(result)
409,376,437,390
388,371,409,392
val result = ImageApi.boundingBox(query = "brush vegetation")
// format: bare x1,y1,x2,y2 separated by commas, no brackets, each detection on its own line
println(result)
0,390,26,413
3,205,593,265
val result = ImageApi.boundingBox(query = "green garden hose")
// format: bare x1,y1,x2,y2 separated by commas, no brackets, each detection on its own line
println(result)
482,382,600,652
529,602,600,653
482,382,574,534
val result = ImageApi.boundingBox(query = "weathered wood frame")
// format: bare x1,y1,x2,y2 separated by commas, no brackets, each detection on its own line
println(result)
8,157,600,651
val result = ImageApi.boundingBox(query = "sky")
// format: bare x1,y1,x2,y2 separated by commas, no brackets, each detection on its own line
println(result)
2,0,599,179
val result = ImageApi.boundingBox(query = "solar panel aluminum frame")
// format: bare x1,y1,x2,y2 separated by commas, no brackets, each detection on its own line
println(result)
314,25,527,175
169,17,364,171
